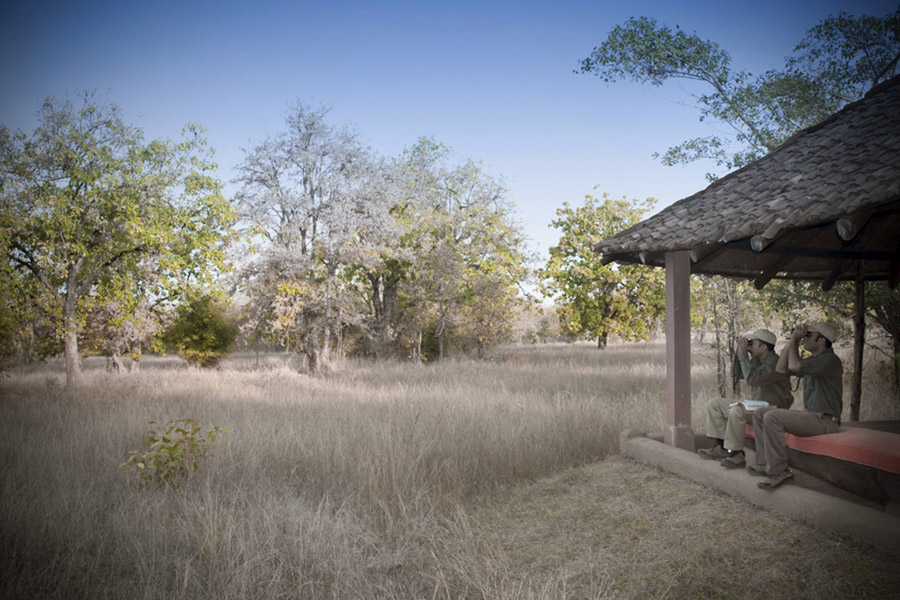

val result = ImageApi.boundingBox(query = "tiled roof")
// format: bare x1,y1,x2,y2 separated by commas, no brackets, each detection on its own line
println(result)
594,75,900,286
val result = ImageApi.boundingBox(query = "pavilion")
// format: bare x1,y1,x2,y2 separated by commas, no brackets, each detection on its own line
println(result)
595,74,900,450
592,75,900,555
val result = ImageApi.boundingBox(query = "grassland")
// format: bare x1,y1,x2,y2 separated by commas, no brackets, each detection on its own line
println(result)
2,342,898,599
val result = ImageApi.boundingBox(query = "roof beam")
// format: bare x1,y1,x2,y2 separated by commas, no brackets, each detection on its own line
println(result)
836,209,875,242
754,254,795,290
821,260,854,291
690,243,729,270
734,245,899,262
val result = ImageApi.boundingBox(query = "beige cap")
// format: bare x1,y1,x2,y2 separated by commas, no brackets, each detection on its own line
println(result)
808,321,837,343
742,329,777,346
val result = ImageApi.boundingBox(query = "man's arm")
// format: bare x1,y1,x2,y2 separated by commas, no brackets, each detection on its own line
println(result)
786,325,806,373
736,337,751,379
775,342,790,374
775,325,805,374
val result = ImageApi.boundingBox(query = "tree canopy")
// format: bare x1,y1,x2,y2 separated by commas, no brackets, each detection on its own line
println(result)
578,9,900,178
235,108,530,370
1,93,235,385
579,8,900,398
540,193,664,348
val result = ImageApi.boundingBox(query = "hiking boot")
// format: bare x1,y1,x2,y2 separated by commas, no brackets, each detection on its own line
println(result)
697,445,729,460
757,469,794,491
746,463,767,477
720,452,745,469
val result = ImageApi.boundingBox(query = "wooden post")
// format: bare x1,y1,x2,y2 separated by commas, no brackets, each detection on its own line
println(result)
665,251,694,450
851,267,865,422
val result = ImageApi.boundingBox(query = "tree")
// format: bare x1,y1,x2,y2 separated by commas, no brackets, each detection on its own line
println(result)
0,218,21,373
580,9,900,398
336,137,530,361
234,103,380,372
1,93,235,386
540,193,665,348
158,293,238,368
393,140,530,359
578,10,900,178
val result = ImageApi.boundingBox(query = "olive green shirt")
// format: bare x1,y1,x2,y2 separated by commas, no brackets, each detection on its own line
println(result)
737,350,793,409
792,348,843,416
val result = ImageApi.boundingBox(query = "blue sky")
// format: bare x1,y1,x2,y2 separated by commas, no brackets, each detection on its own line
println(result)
2,0,896,262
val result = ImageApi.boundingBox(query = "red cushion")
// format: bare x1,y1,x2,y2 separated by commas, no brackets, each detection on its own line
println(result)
744,424,900,474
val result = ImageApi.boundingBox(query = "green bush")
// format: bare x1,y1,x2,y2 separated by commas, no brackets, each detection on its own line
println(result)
121,419,228,488
160,294,238,367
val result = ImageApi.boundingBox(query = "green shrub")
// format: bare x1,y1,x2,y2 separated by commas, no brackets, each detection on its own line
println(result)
159,294,238,367
121,419,228,487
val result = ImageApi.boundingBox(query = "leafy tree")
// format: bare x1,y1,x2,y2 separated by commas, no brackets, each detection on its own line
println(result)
0,220,20,373
81,291,163,372
158,293,238,368
235,102,382,372
394,140,530,359
578,10,900,178
1,93,234,386
540,193,664,348
580,9,900,400
337,137,530,361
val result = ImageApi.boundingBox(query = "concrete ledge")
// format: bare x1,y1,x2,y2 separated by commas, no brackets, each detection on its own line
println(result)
621,429,900,558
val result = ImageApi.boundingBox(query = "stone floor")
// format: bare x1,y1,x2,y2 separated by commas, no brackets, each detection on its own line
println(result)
628,430,900,557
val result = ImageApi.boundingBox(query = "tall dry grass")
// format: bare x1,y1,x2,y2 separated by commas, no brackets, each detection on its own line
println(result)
1,341,896,598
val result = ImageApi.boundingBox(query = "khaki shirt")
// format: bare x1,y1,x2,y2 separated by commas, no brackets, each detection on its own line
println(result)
737,350,793,409
792,348,843,416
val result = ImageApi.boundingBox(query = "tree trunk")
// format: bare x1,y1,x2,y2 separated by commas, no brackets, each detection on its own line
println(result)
337,310,345,359
725,278,741,397
850,275,865,422
415,330,423,362
107,351,124,373
306,347,319,374
63,297,82,386
369,272,400,357
304,316,321,374
322,267,335,361
893,335,900,403
130,344,142,372
712,281,726,397
597,332,608,349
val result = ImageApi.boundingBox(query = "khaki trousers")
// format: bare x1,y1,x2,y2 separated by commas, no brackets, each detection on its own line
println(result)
705,397,748,452
751,407,840,475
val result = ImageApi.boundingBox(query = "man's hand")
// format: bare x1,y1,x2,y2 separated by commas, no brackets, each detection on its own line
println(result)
790,324,808,343
736,336,749,353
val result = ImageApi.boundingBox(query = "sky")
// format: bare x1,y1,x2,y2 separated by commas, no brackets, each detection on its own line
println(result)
2,0,897,263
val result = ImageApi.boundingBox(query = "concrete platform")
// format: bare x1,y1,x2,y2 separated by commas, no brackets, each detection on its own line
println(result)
621,429,900,558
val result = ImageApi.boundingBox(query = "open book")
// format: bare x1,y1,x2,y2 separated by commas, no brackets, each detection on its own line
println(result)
728,399,770,412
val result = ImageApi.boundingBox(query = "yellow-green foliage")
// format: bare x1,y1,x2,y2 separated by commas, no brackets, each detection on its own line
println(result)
159,295,238,368
121,419,228,487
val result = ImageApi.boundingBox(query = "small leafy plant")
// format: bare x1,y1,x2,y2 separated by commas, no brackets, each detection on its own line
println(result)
121,419,228,487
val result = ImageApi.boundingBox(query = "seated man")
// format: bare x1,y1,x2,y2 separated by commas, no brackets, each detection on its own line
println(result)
697,329,792,468
751,322,843,490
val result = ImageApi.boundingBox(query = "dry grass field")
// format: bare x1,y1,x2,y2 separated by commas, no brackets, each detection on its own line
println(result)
2,342,899,599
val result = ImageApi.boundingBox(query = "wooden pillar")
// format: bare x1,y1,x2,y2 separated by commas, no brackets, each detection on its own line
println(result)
664,251,694,450
850,268,865,422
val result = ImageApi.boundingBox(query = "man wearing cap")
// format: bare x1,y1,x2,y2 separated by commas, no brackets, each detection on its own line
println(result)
697,329,793,469
751,322,843,490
